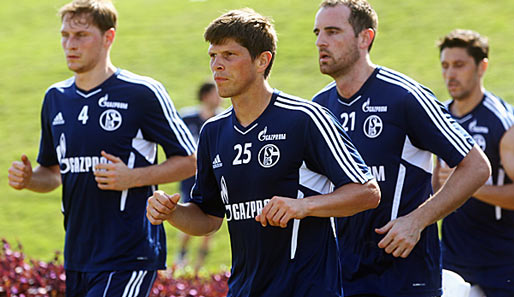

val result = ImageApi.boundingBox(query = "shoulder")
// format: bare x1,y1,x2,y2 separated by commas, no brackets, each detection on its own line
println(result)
274,91,336,123
115,69,169,98
375,66,437,101
312,81,337,102
201,106,233,132
45,76,75,95
482,91,514,130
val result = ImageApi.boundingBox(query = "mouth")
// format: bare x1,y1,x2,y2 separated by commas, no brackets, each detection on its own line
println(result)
319,52,331,63
214,76,228,83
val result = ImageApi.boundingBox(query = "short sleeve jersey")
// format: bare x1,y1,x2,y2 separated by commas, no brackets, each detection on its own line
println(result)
313,67,474,297
442,92,514,274
188,90,373,297
37,69,196,272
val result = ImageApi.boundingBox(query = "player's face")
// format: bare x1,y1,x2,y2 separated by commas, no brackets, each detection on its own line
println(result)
208,39,258,98
314,5,360,78
61,14,106,74
440,47,483,101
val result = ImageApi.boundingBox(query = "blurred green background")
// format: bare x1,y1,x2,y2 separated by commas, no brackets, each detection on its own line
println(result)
1,0,513,272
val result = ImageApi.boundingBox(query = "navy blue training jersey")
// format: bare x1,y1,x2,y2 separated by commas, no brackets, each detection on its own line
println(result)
442,91,514,284
313,67,474,297
37,69,195,272
187,90,373,297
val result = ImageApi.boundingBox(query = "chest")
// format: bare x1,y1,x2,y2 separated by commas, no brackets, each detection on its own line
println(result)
47,92,141,153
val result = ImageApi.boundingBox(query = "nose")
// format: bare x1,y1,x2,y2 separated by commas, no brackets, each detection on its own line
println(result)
211,56,224,72
63,36,77,50
315,32,327,49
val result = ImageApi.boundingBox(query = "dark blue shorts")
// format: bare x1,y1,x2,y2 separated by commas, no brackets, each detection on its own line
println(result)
66,270,157,297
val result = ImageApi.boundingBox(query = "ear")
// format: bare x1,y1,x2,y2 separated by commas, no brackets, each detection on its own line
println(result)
104,28,116,48
478,57,488,78
255,51,273,74
358,28,375,50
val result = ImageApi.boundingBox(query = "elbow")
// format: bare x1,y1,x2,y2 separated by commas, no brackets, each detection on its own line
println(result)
363,179,381,210
475,149,492,186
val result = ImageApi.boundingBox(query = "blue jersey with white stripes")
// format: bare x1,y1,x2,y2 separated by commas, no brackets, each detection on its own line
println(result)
442,92,514,275
313,67,474,297
187,90,373,297
37,69,195,272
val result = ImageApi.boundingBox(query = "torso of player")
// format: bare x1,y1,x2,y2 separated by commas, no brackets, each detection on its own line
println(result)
204,106,304,223
447,93,514,223
45,75,154,178
313,77,409,199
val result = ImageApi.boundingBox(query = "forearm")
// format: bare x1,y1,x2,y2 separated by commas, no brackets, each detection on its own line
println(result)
303,179,380,218
131,154,196,187
473,184,514,210
26,165,61,193
167,202,222,236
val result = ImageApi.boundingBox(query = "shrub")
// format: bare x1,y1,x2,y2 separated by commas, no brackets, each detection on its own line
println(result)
0,239,228,297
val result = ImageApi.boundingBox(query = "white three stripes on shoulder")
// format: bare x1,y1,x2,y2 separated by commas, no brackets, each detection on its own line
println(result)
274,95,369,184
483,93,514,130
376,68,472,157
118,71,196,155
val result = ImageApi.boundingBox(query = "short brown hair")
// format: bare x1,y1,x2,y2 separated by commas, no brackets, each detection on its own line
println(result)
320,0,378,51
59,0,117,33
438,29,489,65
204,8,277,78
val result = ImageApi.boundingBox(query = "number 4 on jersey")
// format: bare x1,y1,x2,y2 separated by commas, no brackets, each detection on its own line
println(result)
78,105,89,125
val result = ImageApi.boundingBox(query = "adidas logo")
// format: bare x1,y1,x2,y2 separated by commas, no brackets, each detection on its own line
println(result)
52,112,65,125
212,154,223,169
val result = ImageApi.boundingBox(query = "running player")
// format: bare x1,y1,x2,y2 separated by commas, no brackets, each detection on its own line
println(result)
7,1,196,295
435,29,514,297
312,1,491,296
147,8,380,297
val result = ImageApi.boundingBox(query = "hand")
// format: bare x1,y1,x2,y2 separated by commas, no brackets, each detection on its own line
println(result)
146,190,181,225
375,215,422,258
255,196,308,228
94,151,135,191
437,164,454,188
8,154,33,190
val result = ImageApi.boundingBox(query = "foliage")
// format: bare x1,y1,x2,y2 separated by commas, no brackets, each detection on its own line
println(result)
0,239,229,297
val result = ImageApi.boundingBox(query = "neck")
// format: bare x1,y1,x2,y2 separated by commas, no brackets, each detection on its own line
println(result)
334,55,375,99
231,80,273,127
450,85,485,117
75,58,116,91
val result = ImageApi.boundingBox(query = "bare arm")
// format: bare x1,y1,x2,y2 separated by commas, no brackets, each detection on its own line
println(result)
256,179,380,228
472,127,514,209
8,154,61,193
94,151,196,191
376,145,490,258
146,190,223,236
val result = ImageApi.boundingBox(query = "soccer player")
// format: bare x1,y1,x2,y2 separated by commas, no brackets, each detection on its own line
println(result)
434,29,514,297
146,8,380,297
175,82,223,272
312,1,491,296
7,0,196,296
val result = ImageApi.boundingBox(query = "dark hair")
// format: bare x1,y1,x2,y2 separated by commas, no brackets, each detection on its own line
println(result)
320,0,378,51
59,0,117,33
204,8,277,78
438,29,489,65
198,82,216,101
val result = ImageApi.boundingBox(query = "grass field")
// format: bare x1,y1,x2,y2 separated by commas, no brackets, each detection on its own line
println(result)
1,0,513,272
